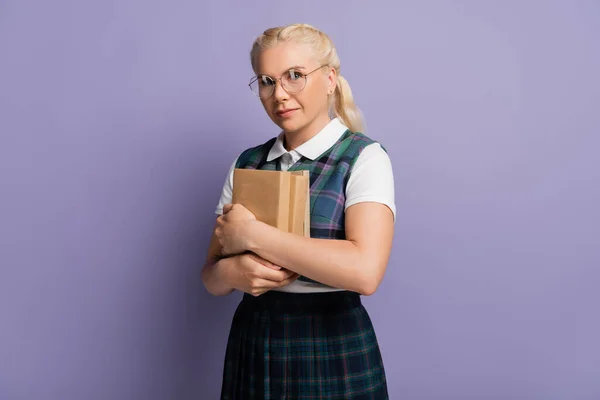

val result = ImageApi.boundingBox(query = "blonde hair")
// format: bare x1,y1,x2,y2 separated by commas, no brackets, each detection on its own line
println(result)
250,23,364,133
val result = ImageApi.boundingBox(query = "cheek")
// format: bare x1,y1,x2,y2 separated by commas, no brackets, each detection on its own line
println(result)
299,87,327,112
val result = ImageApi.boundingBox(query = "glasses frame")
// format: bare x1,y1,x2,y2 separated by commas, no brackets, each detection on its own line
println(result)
248,65,329,99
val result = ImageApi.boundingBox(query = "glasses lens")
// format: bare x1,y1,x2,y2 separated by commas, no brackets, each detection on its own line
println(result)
249,78,267,98
282,70,306,93
250,76,276,98
249,71,307,98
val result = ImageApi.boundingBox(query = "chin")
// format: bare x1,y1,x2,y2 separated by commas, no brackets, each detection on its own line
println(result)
274,116,304,133
280,120,301,133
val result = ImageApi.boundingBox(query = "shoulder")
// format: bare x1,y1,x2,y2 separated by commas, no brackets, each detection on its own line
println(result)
345,140,396,220
339,131,379,149
350,142,393,190
335,131,386,164
345,125,392,171
355,141,390,164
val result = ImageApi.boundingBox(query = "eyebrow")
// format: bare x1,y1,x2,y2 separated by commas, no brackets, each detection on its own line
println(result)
258,65,306,76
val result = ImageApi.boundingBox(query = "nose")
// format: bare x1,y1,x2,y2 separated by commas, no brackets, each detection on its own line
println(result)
272,79,289,103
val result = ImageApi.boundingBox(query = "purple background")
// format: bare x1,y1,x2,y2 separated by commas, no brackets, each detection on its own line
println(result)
1,1,599,399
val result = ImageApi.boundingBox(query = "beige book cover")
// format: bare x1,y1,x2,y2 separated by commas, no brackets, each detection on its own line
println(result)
289,170,310,237
232,168,310,237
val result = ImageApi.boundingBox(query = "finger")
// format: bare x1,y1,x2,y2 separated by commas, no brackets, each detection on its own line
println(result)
247,253,281,270
249,289,268,297
250,275,298,295
249,274,300,296
256,266,297,282
244,257,295,281
248,286,275,297
249,278,289,290
223,204,234,214
242,254,297,281
278,274,299,287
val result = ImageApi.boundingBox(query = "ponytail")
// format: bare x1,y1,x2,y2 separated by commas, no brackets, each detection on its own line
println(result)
332,75,364,133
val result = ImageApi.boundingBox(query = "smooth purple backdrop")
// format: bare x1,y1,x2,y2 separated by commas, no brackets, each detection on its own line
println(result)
1,1,599,399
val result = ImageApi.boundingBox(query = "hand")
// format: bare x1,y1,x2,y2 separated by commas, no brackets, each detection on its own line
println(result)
215,204,257,256
217,252,299,296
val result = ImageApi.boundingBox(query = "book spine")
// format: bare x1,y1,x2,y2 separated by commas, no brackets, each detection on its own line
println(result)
276,171,291,232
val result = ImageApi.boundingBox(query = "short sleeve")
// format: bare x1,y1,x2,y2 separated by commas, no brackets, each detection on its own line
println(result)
214,155,239,215
345,143,396,221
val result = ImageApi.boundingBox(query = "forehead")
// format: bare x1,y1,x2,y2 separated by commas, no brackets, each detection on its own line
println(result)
256,41,318,75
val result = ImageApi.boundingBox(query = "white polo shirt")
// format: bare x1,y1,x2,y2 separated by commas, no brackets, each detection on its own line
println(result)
215,118,395,293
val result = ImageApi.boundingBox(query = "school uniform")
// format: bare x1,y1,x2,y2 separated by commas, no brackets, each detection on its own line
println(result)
215,118,395,399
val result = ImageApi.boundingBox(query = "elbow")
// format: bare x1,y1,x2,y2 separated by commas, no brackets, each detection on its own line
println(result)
205,286,232,297
202,278,232,297
354,265,383,296
201,262,233,297
200,268,217,296
357,280,379,296
346,242,390,296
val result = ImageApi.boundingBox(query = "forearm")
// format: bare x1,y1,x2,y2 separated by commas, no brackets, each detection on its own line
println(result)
201,259,234,296
246,221,376,295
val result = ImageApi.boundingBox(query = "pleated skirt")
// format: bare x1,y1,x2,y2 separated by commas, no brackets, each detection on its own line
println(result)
220,290,388,399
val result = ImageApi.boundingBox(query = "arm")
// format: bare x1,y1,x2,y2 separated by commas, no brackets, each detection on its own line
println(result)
201,220,234,296
217,144,396,295
202,219,300,297
204,155,300,296
201,157,238,296
245,201,394,295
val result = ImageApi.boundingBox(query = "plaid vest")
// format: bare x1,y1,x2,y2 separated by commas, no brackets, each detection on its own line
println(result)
236,129,381,285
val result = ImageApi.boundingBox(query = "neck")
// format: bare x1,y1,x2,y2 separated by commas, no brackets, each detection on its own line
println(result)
283,113,332,151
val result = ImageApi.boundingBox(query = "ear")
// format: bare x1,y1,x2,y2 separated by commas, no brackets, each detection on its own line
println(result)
327,67,337,94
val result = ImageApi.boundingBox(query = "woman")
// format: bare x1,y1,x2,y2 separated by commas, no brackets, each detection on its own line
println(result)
201,23,396,399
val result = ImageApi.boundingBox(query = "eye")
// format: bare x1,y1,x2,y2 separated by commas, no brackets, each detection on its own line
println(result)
287,70,304,80
259,76,275,86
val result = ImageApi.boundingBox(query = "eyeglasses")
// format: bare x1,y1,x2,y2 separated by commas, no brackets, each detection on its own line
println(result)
249,65,328,99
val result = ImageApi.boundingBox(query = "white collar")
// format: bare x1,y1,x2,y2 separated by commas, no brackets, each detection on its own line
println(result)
266,118,349,162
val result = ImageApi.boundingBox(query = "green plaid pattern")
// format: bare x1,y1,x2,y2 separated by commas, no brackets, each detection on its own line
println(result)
221,291,388,399
235,129,381,284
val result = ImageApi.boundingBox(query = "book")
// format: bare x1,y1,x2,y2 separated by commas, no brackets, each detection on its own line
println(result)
289,170,310,237
231,168,310,237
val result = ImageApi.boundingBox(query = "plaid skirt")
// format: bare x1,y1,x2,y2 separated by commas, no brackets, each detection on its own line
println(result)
220,290,388,399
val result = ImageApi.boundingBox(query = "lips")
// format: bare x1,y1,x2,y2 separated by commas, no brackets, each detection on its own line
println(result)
276,108,299,118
